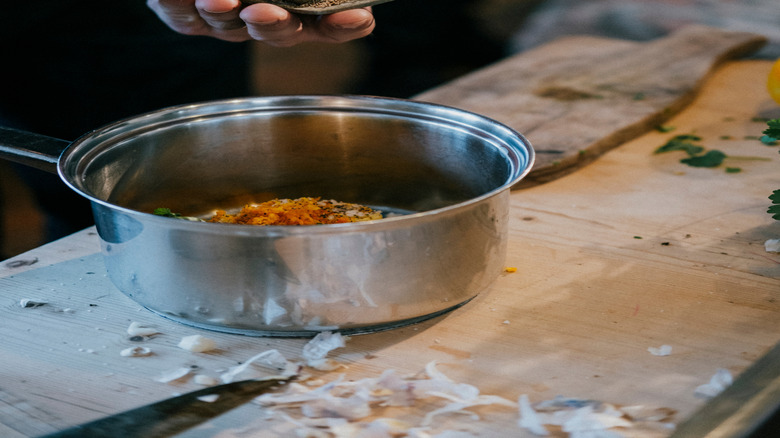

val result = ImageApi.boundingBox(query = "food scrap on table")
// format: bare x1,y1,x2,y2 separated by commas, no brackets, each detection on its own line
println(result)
131,329,678,436
155,367,194,384
647,345,673,357
193,375,219,386
301,331,348,370
693,368,733,399
126,321,160,337
518,395,675,437
120,346,152,357
152,331,674,437
220,349,300,384
248,358,676,437
196,394,220,403
19,298,47,308
178,334,218,353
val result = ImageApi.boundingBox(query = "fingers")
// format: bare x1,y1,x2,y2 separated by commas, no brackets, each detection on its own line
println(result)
148,0,375,46
148,0,251,42
241,5,375,47
240,3,302,47
317,8,376,43
196,0,245,31
147,0,210,35
320,8,376,43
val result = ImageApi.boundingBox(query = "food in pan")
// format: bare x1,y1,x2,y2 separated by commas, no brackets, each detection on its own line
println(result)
209,197,383,225
154,197,383,225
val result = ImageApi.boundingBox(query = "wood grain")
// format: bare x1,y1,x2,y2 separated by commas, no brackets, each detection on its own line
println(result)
0,60,778,437
415,25,768,186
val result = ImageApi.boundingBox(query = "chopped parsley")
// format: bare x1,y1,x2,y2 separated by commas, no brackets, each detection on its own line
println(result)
654,134,704,156
760,135,778,146
654,134,727,168
654,127,774,172
152,208,203,222
764,119,780,139
763,119,780,221
680,150,726,168
153,208,182,217
769,189,780,220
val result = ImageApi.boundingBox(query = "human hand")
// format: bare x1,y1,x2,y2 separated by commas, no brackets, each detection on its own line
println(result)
147,0,375,47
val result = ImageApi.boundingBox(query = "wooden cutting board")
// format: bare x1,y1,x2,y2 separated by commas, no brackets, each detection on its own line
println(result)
0,60,778,438
415,25,767,186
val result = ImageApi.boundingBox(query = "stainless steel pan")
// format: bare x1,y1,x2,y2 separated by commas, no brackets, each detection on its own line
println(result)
0,95,534,336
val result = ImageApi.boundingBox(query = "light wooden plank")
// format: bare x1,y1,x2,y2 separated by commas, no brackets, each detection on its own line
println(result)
0,58,777,437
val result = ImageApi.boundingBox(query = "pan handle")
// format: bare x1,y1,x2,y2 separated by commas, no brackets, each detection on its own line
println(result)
0,126,70,174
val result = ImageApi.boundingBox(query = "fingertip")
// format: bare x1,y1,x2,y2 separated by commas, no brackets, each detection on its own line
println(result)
240,3,291,24
325,8,375,31
196,0,241,13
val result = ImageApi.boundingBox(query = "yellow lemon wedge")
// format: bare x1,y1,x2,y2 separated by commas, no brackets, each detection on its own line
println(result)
769,58,780,104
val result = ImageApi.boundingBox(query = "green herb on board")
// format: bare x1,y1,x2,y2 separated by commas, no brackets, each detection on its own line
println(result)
764,119,780,139
654,135,704,155
760,135,779,145
769,189,780,220
654,129,772,173
680,150,727,168
765,119,780,221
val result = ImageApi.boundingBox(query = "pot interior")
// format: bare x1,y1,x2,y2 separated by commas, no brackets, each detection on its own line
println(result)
61,96,532,218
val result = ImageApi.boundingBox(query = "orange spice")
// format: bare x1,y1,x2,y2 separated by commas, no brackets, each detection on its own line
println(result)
208,197,382,226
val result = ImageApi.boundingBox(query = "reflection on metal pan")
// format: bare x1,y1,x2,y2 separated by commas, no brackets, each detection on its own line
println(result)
0,95,534,336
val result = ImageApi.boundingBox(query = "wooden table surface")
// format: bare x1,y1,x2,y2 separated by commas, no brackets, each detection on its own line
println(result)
1,60,778,437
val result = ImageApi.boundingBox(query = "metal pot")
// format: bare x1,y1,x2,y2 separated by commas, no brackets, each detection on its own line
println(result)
0,96,534,336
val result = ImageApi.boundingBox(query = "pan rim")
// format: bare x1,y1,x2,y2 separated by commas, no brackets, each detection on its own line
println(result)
57,95,535,234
